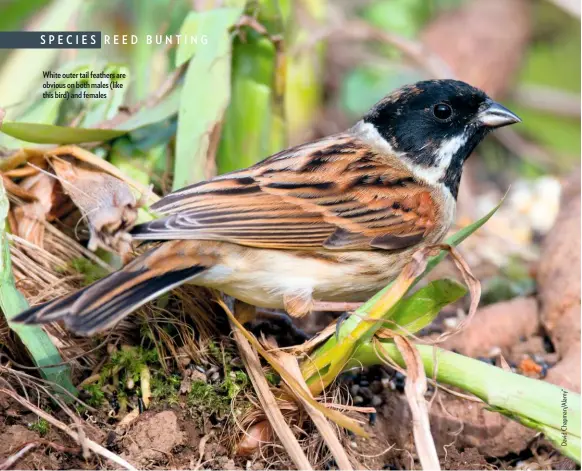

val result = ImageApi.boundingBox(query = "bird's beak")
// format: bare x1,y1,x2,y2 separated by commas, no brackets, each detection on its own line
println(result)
478,100,521,128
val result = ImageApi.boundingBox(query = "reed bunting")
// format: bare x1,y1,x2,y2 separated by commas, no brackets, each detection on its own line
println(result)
14,79,520,335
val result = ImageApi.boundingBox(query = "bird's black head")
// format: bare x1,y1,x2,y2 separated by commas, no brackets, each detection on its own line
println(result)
362,79,520,197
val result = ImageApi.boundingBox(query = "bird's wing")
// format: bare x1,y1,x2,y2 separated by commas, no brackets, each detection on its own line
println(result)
132,133,439,251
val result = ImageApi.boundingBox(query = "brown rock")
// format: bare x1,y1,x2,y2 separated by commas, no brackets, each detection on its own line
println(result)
440,297,539,357
379,393,535,458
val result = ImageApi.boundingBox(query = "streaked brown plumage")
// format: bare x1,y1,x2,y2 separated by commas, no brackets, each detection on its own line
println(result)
14,79,520,335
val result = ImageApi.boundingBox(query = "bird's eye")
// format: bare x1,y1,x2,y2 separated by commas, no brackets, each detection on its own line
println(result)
433,103,453,120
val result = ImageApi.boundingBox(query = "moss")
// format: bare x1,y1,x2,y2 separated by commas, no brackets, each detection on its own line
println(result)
223,370,249,399
28,417,50,437
69,258,110,286
187,380,230,415
151,373,181,405
265,371,280,386
83,382,106,407
107,346,158,384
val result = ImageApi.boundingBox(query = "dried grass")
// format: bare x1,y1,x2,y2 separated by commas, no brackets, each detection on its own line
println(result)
0,148,375,470
1,150,221,374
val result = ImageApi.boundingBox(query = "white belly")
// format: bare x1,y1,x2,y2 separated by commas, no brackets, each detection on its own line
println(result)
193,245,404,310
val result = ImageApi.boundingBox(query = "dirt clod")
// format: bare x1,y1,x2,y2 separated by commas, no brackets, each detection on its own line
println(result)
379,392,536,459
0,425,61,469
121,410,185,466
442,447,491,470
440,297,539,357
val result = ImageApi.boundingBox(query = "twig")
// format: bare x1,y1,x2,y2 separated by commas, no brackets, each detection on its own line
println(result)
0,439,81,470
0,443,37,470
394,337,440,471
288,322,336,355
430,245,480,344
512,85,581,118
94,65,184,131
220,299,367,437
193,433,213,470
337,20,453,79
0,388,137,471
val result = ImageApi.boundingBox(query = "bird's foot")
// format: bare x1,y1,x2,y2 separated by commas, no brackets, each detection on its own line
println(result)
310,301,363,312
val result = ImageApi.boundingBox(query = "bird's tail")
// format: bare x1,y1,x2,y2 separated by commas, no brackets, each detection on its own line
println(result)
12,245,207,336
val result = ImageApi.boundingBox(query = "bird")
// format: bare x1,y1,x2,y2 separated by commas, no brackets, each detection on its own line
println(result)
13,79,520,336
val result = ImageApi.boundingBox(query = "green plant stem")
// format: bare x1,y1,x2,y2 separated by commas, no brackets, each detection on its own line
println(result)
348,342,581,463
0,180,76,399
303,200,503,385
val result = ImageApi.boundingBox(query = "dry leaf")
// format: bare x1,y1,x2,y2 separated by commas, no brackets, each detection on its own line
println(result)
229,312,313,470
11,173,70,248
275,351,354,470
222,299,368,438
51,156,139,258
394,336,440,471
0,148,47,173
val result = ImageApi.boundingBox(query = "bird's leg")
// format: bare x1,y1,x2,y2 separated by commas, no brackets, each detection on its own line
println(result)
310,301,364,312
283,291,313,318
283,296,363,341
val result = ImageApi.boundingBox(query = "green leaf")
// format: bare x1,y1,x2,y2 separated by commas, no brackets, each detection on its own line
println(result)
217,78,272,174
0,121,125,144
216,18,287,174
362,0,429,38
174,10,204,67
0,82,181,146
116,84,181,131
0,0,83,118
9,64,92,130
76,64,131,128
350,343,581,463
0,0,51,30
388,279,467,336
173,7,244,189
130,0,160,101
0,181,76,399
341,65,422,118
